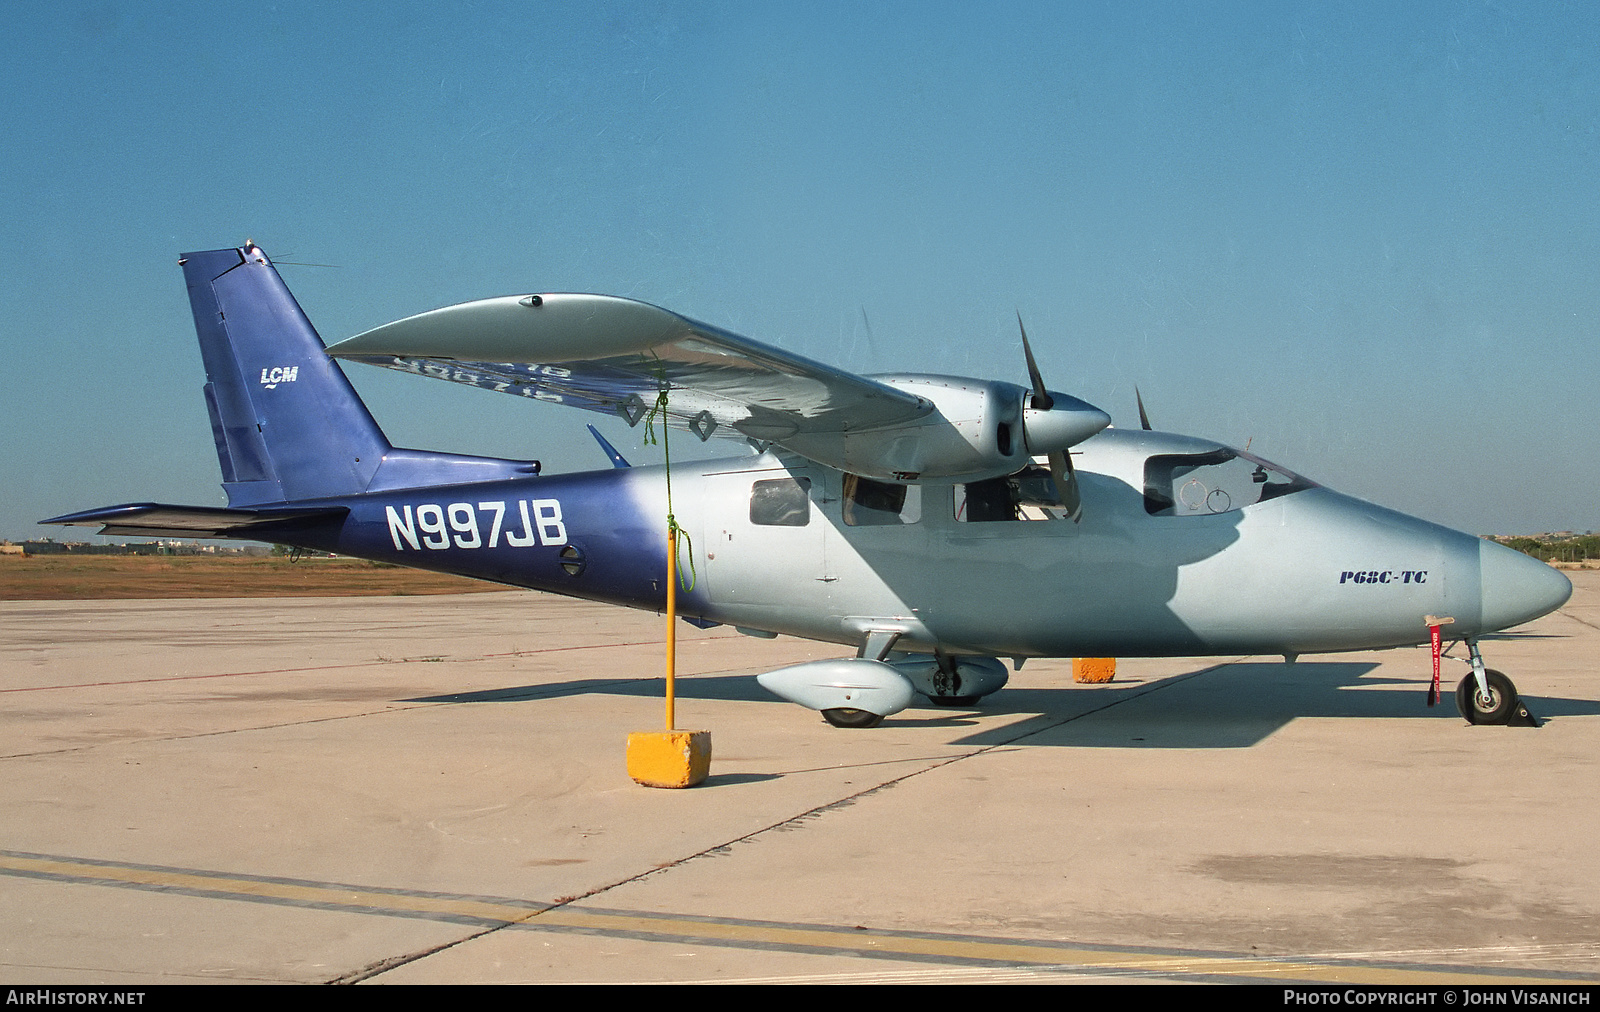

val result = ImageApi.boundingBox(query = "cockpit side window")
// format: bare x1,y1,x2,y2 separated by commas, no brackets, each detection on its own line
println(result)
956,463,1071,522
750,477,811,526
843,474,921,526
1143,449,1315,516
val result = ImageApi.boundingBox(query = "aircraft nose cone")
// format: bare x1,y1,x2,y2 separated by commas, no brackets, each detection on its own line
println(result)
1478,539,1572,632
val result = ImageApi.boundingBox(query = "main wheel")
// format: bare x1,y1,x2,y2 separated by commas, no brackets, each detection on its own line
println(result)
1455,669,1518,725
821,707,883,728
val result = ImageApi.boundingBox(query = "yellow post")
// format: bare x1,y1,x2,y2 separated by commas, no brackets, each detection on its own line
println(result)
625,522,710,788
665,527,676,730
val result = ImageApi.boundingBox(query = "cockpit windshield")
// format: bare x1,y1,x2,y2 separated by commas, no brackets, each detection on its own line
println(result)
1143,448,1316,517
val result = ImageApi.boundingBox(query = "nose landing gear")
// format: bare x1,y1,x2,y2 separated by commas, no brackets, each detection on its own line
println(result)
1455,639,1541,727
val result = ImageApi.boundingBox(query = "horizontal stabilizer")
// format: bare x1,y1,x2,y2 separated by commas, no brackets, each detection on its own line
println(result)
41,503,348,539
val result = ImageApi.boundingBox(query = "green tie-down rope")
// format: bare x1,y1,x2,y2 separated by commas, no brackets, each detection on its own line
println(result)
642,386,697,593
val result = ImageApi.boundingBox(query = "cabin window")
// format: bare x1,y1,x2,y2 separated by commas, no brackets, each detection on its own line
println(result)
749,477,811,526
843,475,921,526
1143,449,1315,516
955,463,1070,522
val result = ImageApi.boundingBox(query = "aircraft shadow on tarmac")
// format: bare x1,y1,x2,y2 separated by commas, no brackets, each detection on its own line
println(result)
407,659,1599,750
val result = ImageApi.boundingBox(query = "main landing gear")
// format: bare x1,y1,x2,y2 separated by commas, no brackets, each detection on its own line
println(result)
1454,638,1540,727
756,642,1014,729
821,708,884,729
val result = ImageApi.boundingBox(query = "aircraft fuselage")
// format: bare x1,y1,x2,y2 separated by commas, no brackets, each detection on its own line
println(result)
264,427,1565,662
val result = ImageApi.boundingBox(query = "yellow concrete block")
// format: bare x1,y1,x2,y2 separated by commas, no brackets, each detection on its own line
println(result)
1073,657,1116,683
626,730,711,789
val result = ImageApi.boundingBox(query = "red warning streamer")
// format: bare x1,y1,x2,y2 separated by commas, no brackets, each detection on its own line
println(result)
1428,623,1442,707
1424,615,1452,707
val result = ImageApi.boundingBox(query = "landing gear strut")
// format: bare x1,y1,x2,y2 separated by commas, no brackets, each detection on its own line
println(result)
1454,638,1540,727
927,655,978,707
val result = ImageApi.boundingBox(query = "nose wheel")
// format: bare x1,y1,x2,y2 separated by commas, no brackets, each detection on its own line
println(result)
1454,669,1517,724
1453,664,1540,727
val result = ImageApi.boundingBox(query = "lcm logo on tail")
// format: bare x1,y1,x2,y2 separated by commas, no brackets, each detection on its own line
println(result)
44,243,1570,730
259,365,299,389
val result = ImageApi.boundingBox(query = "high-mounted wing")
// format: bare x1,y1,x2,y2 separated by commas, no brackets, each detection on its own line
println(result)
327,294,931,444
327,293,1110,484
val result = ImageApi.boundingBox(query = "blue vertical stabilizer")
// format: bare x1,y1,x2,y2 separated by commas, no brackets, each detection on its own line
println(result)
183,245,390,505
182,244,541,505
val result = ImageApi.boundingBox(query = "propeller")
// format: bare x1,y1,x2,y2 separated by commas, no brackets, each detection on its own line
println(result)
1017,314,1084,523
1018,313,1052,411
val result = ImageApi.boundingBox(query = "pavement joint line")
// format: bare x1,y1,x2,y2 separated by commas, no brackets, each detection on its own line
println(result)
1,661,798,762
0,652,781,707
2,849,1592,986
1557,606,1599,632
0,636,689,694
0,705,444,760
0,662,851,762
772,752,984,776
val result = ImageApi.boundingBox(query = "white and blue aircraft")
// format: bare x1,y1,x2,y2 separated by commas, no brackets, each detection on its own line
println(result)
46,244,1571,728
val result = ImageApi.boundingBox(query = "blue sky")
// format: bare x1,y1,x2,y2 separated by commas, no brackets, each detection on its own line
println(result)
3,1,1596,540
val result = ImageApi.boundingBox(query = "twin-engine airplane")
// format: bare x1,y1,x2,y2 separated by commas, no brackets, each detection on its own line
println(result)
47,244,1571,728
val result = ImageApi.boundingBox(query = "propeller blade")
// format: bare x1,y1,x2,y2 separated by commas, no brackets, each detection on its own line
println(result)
1017,313,1053,410
1017,313,1094,522
857,307,879,370
1018,312,1085,521
1047,449,1082,523
1135,386,1152,430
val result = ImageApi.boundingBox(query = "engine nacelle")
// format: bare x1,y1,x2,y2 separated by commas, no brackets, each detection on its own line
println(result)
888,655,1010,701
777,374,1108,484
756,658,916,717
